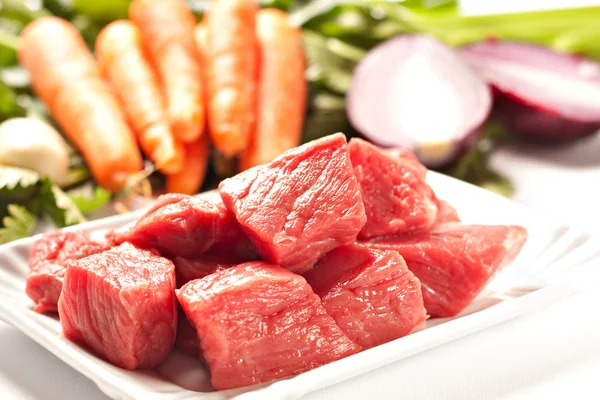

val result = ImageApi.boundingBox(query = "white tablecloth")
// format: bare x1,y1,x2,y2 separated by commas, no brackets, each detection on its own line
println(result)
2,134,600,400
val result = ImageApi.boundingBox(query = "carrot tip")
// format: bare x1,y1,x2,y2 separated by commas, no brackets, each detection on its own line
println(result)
171,120,203,144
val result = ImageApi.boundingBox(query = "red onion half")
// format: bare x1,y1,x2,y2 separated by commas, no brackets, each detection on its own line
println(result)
460,41,600,144
346,34,492,168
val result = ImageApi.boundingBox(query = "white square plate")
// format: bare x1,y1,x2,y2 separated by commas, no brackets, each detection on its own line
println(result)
0,171,598,400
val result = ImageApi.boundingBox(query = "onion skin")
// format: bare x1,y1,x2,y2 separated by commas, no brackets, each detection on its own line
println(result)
494,91,600,144
460,40,600,145
346,34,492,168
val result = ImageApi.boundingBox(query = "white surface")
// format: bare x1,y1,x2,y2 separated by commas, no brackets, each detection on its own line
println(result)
1,135,600,399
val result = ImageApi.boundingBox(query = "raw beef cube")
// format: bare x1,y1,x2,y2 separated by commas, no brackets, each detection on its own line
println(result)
26,228,115,313
202,191,259,261
348,138,438,239
362,223,528,317
26,263,65,314
304,245,427,349
175,308,200,357
115,193,220,258
433,199,461,227
383,147,427,176
176,262,361,390
58,242,177,370
219,133,366,273
173,255,237,288
116,193,259,260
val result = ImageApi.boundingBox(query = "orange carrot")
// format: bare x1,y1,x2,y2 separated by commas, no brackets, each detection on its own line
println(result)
96,20,185,175
165,19,210,196
129,0,205,144
239,9,307,170
165,136,210,195
193,23,207,57
206,0,259,157
18,17,143,192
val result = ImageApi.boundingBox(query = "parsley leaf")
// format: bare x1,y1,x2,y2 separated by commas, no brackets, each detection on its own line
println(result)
69,185,111,214
39,178,86,227
0,204,36,244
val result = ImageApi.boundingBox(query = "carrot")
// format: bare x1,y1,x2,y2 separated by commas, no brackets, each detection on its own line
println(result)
165,136,210,195
165,19,210,196
18,17,143,192
194,23,207,56
206,0,259,157
96,20,185,175
129,0,205,144
239,9,307,170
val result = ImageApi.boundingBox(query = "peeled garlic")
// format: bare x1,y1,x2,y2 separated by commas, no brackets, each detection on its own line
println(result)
0,117,70,186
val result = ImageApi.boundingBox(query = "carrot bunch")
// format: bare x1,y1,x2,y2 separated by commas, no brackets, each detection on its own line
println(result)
17,0,306,196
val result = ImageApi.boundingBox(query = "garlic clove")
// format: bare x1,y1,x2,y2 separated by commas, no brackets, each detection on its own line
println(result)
0,117,71,186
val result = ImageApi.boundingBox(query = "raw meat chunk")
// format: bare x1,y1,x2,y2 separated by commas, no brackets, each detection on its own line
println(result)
219,133,366,273
177,262,361,390
304,245,427,349
115,193,220,258
361,223,528,317
58,242,177,370
383,147,427,176
433,199,461,227
26,228,115,313
348,138,438,239
175,308,200,357
173,255,237,288
116,193,259,260
202,191,259,261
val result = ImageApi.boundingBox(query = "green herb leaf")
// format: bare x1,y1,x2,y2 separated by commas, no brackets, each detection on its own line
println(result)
442,139,514,198
0,204,36,244
69,185,111,214
0,166,87,228
0,166,41,215
39,178,86,227
0,0,51,24
0,165,40,191
43,0,74,18
442,119,515,197
444,148,514,198
185,0,292,15
70,15,104,49
479,177,515,198
302,92,351,143
72,0,129,22
0,79,26,119
302,30,360,94
61,167,91,190
0,25,19,67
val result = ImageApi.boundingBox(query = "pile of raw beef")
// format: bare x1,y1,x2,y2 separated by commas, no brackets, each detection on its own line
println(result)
25,133,528,391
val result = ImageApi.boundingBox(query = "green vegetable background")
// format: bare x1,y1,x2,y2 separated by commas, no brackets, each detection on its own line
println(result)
0,0,599,243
